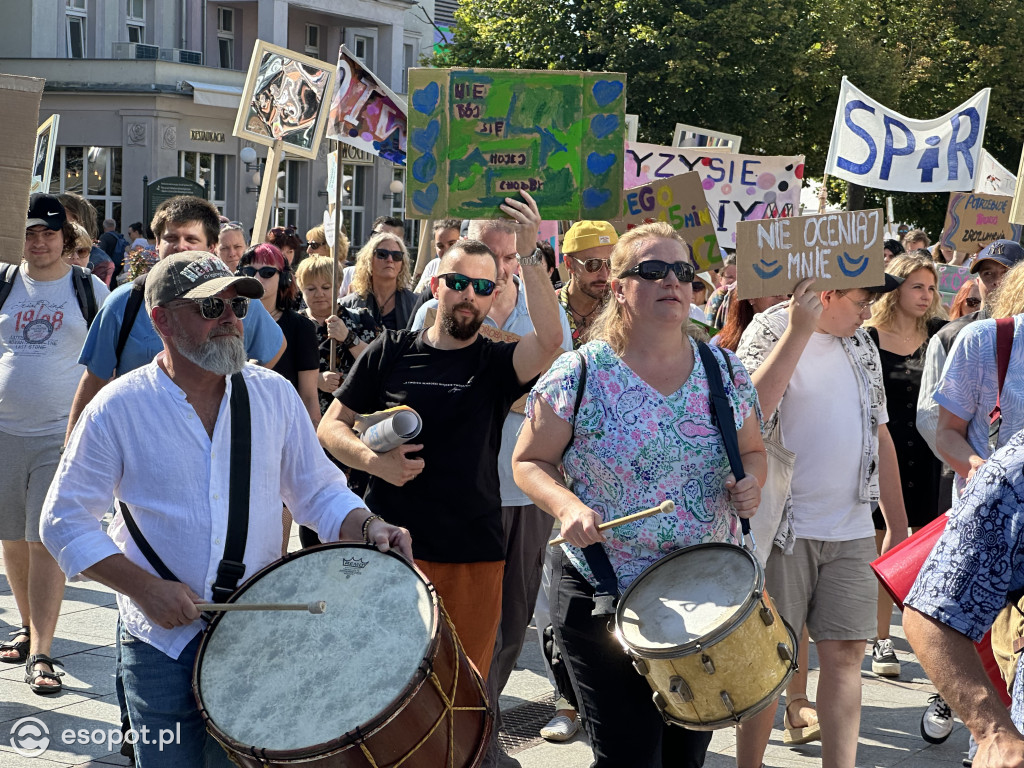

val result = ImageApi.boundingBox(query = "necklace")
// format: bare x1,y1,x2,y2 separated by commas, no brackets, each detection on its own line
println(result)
566,285,599,324
374,290,396,313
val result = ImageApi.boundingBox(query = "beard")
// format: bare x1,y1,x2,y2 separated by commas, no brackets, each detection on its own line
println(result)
440,300,485,341
170,320,247,375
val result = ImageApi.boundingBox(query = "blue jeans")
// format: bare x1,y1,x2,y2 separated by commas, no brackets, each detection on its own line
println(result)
119,626,234,768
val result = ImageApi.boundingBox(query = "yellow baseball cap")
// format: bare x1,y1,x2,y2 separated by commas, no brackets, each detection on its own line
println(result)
563,221,618,254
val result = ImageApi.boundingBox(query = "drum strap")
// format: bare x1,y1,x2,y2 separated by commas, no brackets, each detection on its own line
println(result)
566,350,621,617
698,342,751,539
118,371,252,603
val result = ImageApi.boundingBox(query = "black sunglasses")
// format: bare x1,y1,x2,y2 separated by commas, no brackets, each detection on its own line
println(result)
239,266,280,279
438,272,496,296
173,296,250,320
620,260,696,283
374,248,404,261
691,281,706,291
965,296,981,308
306,240,324,249
572,255,611,273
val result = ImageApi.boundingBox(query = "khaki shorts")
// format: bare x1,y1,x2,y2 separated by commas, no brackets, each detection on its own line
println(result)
0,430,62,542
764,536,878,642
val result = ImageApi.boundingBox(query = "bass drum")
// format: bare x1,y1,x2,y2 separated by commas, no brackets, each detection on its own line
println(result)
193,543,491,766
616,542,796,730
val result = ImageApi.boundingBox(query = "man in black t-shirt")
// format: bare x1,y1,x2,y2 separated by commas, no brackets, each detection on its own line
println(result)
318,191,563,681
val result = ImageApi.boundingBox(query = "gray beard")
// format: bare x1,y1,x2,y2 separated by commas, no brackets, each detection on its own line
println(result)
173,327,247,375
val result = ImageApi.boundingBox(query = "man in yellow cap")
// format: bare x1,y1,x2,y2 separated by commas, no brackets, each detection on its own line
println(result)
559,221,618,348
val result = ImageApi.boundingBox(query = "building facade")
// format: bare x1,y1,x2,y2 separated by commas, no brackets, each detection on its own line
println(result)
1,0,440,250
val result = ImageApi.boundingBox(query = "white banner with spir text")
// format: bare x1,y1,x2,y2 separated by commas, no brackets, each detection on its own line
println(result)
824,77,990,193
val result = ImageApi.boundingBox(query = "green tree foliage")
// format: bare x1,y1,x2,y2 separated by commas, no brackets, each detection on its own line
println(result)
432,0,1024,237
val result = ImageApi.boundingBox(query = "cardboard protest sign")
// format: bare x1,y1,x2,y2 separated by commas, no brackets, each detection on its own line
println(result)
937,264,972,305
326,45,407,165
406,67,626,220
1010,145,1024,226
30,114,59,195
942,192,1022,254
233,41,334,160
625,142,804,248
538,220,560,264
976,149,1015,196
824,77,990,193
736,209,884,299
0,74,44,266
613,172,721,271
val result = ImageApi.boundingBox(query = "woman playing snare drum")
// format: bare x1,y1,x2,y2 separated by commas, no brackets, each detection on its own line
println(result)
512,222,767,768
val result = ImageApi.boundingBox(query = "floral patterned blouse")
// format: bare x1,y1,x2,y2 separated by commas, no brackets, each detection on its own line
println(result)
527,338,761,591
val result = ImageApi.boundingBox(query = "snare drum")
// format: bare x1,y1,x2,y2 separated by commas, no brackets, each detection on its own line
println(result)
615,543,796,730
193,543,491,767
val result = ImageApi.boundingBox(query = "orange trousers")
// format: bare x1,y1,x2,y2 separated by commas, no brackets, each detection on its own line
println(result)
416,559,504,681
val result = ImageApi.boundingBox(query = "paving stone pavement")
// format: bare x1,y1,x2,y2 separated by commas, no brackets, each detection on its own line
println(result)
0,536,972,767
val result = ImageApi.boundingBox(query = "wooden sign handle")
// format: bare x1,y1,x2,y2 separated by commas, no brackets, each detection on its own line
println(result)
250,139,283,248
548,500,675,547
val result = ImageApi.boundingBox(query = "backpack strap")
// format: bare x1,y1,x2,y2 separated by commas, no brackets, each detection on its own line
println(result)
115,274,148,374
0,263,19,312
70,266,98,328
989,317,1015,451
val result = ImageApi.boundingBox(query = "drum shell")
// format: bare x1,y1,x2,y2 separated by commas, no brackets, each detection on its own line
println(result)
616,543,797,730
193,544,491,767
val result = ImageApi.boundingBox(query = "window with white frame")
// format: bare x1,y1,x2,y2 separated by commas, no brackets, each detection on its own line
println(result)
126,0,144,43
270,160,302,228
305,24,320,56
401,43,415,94
217,7,234,69
179,151,227,213
353,35,373,69
390,167,418,249
53,146,123,227
66,0,87,59
340,163,368,245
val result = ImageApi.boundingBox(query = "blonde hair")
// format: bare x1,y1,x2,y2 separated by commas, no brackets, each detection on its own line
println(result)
306,224,350,261
70,222,92,252
589,222,690,355
865,255,947,334
992,262,1024,319
349,231,412,298
294,254,336,290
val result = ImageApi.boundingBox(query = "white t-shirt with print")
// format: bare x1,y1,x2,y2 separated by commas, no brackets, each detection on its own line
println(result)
0,265,109,436
780,331,883,541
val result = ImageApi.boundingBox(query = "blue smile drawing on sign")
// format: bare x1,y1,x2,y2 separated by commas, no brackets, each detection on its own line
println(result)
837,251,869,277
752,259,783,279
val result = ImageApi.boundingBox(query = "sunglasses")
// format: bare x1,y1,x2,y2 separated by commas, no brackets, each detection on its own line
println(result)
619,260,696,283
171,296,250,320
438,272,497,296
374,248,404,261
965,297,981,308
306,241,324,249
239,266,280,279
691,281,706,291
572,255,611,273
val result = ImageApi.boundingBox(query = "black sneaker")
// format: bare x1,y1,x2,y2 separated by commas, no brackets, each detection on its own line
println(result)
871,638,900,677
921,693,954,744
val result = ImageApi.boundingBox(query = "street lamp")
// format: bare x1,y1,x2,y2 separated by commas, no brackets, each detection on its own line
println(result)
240,146,260,173
382,179,404,200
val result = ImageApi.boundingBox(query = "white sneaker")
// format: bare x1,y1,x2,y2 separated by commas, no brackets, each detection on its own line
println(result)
921,693,954,743
540,712,579,742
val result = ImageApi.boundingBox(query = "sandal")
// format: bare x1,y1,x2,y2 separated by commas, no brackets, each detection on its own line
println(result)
783,696,821,745
0,626,30,664
25,654,65,696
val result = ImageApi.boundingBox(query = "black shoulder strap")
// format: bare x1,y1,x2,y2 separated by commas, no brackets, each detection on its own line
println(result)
0,264,18,312
70,266,98,328
115,274,148,374
698,342,750,537
572,349,587,427
119,371,252,603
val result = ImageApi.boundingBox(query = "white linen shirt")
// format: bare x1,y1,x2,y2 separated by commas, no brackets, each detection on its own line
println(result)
40,357,365,659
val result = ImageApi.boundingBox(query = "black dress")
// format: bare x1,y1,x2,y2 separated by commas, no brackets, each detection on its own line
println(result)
868,318,946,529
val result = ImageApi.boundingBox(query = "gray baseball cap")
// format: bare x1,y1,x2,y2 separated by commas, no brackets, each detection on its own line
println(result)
145,252,263,308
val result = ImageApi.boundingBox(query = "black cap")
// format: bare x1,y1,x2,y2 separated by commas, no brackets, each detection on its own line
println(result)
863,273,905,294
969,240,1024,274
27,194,67,231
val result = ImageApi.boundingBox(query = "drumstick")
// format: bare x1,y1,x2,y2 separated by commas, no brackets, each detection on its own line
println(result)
195,601,326,614
548,500,675,547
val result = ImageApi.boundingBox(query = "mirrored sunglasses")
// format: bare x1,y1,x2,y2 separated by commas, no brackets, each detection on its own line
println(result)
438,272,496,296
174,296,250,320
619,260,696,283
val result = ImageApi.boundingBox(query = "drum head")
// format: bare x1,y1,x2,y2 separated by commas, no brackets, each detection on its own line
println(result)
617,544,757,653
196,546,434,752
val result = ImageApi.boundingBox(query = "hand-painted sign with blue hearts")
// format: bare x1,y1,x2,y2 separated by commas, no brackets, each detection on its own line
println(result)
824,77,990,193
406,67,626,219
735,209,884,299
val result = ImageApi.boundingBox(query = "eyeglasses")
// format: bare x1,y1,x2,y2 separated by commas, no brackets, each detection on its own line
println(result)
965,297,981,309
239,266,280,279
170,296,250,320
306,241,324,249
221,221,244,231
619,260,696,283
374,248,404,261
838,291,879,311
438,272,496,296
571,255,611,273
